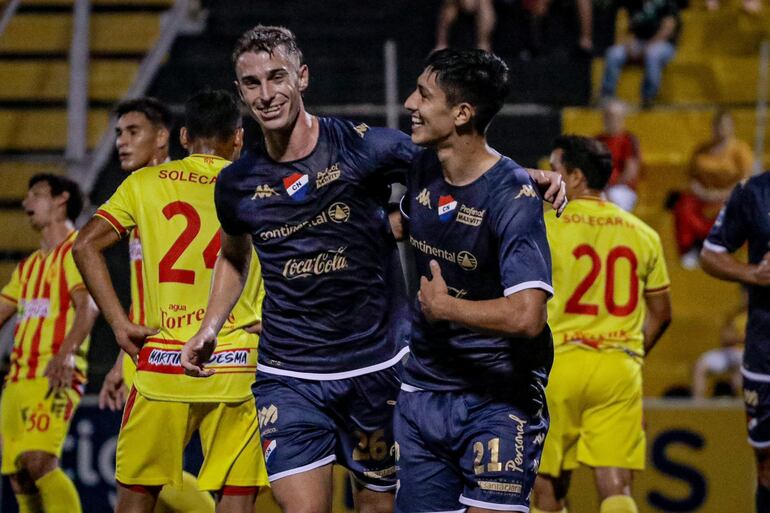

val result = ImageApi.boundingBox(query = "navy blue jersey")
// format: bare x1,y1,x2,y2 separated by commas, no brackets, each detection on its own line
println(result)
705,173,770,375
215,117,419,378
401,151,554,392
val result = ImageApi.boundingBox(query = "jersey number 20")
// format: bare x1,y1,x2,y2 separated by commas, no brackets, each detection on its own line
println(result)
159,201,221,284
565,244,638,317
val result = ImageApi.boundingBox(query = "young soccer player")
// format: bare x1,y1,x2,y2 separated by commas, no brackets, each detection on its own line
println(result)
394,48,553,512
73,90,267,513
701,172,770,512
532,135,671,513
0,174,99,513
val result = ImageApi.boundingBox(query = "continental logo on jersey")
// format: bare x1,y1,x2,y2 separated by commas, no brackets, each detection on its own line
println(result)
282,247,349,280
438,195,457,222
354,123,369,138
283,172,310,200
18,299,50,320
316,163,341,189
416,188,431,208
456,204,485,227
252,184,278,200
328,202,351,223
258,404,278,429
259,203,351,241
514,184,537,200
409,236,477,271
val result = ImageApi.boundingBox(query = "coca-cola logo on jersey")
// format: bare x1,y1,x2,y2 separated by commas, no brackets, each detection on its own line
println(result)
282,247,349,280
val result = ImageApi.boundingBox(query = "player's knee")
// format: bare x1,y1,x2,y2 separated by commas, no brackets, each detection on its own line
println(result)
18,451,57,481
533,474,567,509
595,468,632,499
354,490,394,513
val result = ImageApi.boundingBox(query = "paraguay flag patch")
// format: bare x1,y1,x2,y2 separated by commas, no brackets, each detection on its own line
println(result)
438,194,457,222
283,172,310,200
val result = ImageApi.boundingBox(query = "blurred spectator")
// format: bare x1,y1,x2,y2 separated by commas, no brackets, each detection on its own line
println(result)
519,0,593,56
706,0,761,13
692,290,746,399
596,99,640,211
600,0,681,108
435,0,496,51
672,110,754,269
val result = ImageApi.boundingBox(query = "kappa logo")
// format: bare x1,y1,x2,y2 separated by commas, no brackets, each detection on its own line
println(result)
258,404,278,429
447,287,468,299
252,184,278,200
416,188,431,208
354,123,370,138
438,195,458,222
745,389,759,407
514,184,538,199
283,172,310,201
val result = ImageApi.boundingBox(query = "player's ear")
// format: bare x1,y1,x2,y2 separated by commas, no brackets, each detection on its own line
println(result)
179,127,189,150
298,64,309,93
454,102,475,129
234,80,246,103
234,127,244,155
156,127,170,151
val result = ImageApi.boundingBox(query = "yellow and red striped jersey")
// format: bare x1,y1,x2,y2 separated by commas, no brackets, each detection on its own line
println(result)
95,154,263,402
0,231,89,389
545,198,670,357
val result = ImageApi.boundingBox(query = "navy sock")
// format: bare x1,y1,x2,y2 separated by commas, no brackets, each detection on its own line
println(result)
757,484,770,512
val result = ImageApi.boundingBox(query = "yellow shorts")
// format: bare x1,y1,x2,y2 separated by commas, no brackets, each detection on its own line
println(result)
116,388,268,491
539,347,644,477
0,378,81,475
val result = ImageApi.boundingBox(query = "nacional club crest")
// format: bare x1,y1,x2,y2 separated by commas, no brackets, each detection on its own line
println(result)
283,172,310,201
438,194,457,222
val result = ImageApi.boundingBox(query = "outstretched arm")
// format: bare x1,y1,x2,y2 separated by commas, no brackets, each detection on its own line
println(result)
181,230,252,377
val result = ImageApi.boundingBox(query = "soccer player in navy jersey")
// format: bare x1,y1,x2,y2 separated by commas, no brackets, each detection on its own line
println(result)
701,176,770,513
395,48,553,512
180,26,564,513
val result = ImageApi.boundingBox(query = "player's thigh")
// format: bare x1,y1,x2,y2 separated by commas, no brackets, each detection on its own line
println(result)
195,399,267,492
539,353,586,477
457,392,549,511
253,372,337,482
115,388,189,487
578,352,644,470
270,464,333,513
743,372,770,451
393,390,465,513
337,366,401,493
1,378,79,476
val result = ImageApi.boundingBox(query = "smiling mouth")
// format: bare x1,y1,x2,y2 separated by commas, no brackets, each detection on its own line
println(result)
259,103,284,115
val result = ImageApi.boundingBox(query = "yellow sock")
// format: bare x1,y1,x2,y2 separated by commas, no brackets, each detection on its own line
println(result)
35,468,81,513
15,493,43,513
155,471,215,513
600,495,638,513
530,507,567,513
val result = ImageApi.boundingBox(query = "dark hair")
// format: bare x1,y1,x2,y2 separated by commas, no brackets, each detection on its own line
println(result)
553,135,613,190
424,48,510,133
114,97,173,130
232,25,303,66
184,89,241,141
29,174,84,221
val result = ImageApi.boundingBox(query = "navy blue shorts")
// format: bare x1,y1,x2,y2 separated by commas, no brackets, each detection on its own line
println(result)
253,366,400,490
394,385,548,512
742,368,770,448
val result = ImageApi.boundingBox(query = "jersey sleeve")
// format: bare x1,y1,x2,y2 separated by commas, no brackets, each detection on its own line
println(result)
62,246,86,295
0,261,22,305
644,232,670,293
95,175,138,237
492,175,553,297
704,181,750,254
215,167,250,236
356,125,420,184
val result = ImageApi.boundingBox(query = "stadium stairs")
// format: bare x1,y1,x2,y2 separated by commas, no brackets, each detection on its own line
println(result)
564,2,770,396
0,0,172,285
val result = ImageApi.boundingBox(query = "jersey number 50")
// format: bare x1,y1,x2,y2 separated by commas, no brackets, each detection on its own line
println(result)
159,201,221,284
565,244,639,317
